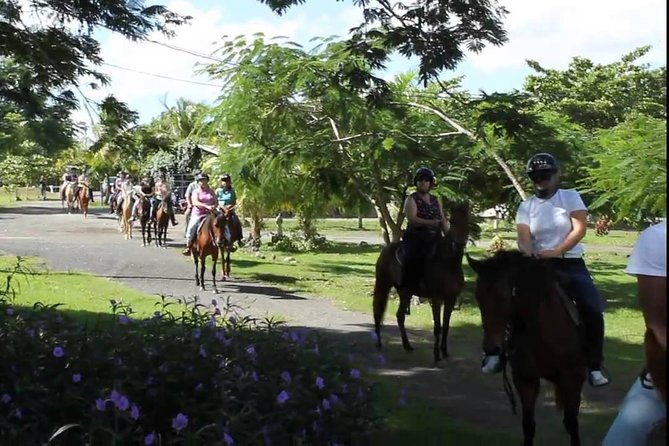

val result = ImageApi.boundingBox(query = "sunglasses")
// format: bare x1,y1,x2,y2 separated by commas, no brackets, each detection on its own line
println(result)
529,170,555,183
416,176,432,183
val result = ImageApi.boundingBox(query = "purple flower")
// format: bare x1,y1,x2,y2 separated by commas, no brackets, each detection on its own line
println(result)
329,393,339,405
290,331,299,343
223,432,234,445
211,298,218,307
144,432,155,445
52,346,64,358
229,316,236,324
12,408,21,419
110,390,122,404
172,412,188,432
199,345,207,358
95,398,106,412
246,345,256,357
192,328,201,339
1,393,11,404
130,404,140,420
315,376,325,390
322,398,331,411
251,371,259,382
26,328,35,337
277,390,290,404
195,383,203,392
280,371,291,384
116,396,130,411
207,317,216,328
340,383,349,394
5,308,14,316
377,353,386,365
215,329,226,341
214,307,222,316
72,373,82,383
118,315,130,325
350,368,361,379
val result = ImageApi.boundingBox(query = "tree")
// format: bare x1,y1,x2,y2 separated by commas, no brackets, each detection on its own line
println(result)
256,0,508,100
580,115,666,226
0,0,188,116
524,46,666,130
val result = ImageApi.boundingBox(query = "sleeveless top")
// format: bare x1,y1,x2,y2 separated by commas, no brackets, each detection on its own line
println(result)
409,192,441,225
192,187,216,218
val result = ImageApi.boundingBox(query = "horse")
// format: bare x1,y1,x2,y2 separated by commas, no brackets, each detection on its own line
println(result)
373,201,470,363
119,191,134,240
76,184,90,218
190,210,228,293
63,183,77,214
466,250,586,446
218,207,237,281
135,195,152,246
153,199,170,248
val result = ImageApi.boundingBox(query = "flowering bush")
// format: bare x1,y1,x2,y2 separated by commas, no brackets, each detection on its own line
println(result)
0,294,380,444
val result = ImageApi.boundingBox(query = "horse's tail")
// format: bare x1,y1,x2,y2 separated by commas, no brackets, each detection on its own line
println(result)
373,244,396,325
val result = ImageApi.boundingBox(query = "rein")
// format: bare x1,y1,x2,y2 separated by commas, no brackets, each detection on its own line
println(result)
501,321,517,415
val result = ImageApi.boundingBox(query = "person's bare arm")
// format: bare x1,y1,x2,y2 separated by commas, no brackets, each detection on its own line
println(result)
437,198,450,234
516,224,535,255
637,274,667,351
540,210,587,258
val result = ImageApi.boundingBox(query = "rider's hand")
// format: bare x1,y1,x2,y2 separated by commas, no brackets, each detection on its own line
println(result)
538,248,563,258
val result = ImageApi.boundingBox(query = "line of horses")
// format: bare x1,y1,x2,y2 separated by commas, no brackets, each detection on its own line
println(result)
372,201,664,446
61,182,91,217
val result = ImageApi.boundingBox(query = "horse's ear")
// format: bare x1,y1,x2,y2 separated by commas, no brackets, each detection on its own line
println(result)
466,253,483,274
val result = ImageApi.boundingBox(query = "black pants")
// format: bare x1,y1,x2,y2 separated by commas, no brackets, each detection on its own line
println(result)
549,257,605,370
401,227,440,290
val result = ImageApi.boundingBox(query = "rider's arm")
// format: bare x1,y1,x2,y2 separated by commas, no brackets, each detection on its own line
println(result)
437,197,450,235
516,224,535,255
638,274,667,352
191,189,216,211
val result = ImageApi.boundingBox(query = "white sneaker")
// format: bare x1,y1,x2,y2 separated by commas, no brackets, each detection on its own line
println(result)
481,355,502,374
589,370,609,387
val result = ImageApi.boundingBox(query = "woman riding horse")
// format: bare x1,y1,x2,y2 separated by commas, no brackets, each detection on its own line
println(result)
215,173,243,250
183,172,218,256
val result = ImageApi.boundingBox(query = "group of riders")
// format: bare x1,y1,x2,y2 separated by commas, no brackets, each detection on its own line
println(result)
59,168,94,205
105,169,243,253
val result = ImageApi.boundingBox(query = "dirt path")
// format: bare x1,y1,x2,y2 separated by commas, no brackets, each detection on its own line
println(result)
0,202,628,444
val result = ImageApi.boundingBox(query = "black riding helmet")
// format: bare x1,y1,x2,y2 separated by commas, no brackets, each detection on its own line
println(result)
526,153,559,175
413,167,436,187
195,172,209,182
220,173,231,182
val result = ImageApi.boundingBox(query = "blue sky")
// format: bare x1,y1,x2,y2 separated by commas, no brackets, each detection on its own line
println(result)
74,0,666,128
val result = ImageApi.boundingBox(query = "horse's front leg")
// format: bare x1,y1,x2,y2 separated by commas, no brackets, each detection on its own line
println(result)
199,255,206,291
211,251,219,294
431,300,443,363
514,374,540,446
396,291,413,352
193,255,200,287
440,297,456,359
225,248,231,278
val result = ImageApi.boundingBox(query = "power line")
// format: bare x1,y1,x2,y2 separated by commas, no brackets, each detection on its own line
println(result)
146,39,234,65
101,62,225,88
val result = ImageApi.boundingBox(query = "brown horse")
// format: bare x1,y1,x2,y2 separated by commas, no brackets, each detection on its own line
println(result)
466,250,585,446
373,201,470,363
76,184,90,218
135,195,152,246
191,210,228,293
218,207,236,280
153,199,170,248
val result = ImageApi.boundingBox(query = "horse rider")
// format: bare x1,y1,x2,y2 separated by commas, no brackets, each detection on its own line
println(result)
109,171,124,213
116,173,134,210
481,153,610,387
183,169,202,237
74,170,94,203
131,176,155,222
215,173,243,250
400,167,450,298
60,167,78,202
154,174,178,226
182,172,218,256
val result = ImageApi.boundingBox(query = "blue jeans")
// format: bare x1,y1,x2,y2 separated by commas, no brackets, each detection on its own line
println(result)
549,258,605,370
186,214,204,244
603,376,666,445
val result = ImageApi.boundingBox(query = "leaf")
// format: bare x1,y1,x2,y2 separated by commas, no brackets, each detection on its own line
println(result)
49,423,81,442
382,137,394,150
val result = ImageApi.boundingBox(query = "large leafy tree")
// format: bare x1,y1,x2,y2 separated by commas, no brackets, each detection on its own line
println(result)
256,0,508,100
581,115,666,226
0,0,188,115
524,46,666,130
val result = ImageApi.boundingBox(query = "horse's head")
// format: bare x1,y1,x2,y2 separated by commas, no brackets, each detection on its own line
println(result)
444,201,471,252
466,250,526,356
212,209,230,247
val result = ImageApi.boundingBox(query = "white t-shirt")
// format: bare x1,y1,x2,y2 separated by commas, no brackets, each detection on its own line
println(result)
516,189,587,258
625,220,666,277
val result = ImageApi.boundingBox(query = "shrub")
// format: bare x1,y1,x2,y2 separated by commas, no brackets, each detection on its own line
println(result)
267,232,333,253
0,293,380,444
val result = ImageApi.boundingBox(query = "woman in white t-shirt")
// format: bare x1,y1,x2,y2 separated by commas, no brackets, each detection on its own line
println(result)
481,153,610,387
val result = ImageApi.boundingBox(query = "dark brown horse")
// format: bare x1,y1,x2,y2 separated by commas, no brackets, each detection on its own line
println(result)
76,184,90,218
191,211,228,293
466,250,585,446
135,195,152,246
218,207,236,281
153,200,170,248
373,201,470,363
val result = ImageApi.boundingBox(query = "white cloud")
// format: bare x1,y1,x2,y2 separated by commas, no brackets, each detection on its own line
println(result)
468,0,667,71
